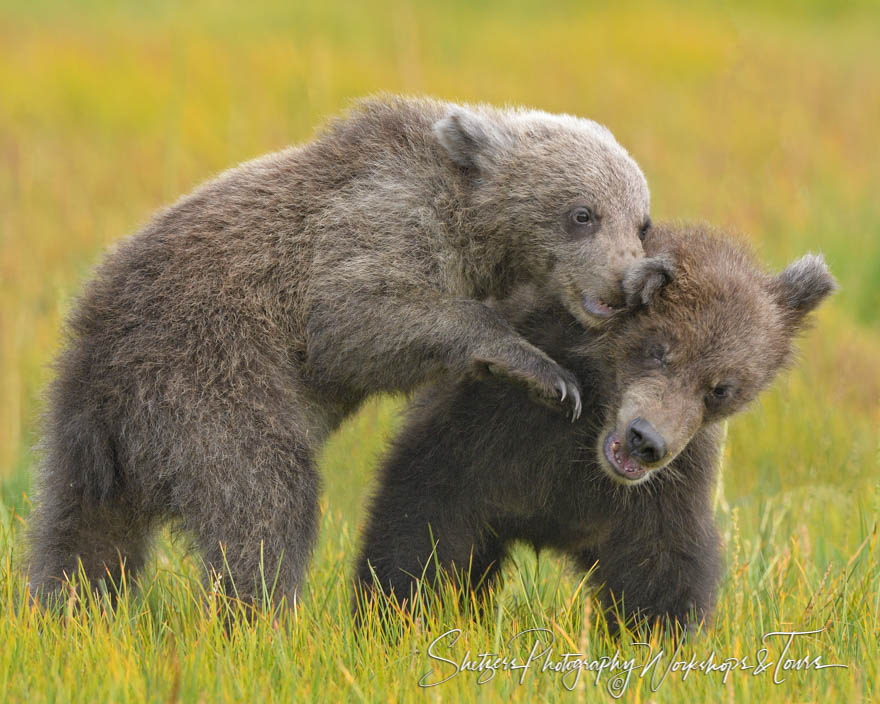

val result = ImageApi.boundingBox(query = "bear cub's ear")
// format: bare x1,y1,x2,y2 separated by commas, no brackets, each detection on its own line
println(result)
623,254,677,308
433,108,507,171
769,253,838,327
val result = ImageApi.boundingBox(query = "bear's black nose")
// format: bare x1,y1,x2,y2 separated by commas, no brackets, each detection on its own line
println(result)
626,417,667,464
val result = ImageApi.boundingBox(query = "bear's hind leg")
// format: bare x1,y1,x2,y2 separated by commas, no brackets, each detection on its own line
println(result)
172,424,320,611
28,483,154,607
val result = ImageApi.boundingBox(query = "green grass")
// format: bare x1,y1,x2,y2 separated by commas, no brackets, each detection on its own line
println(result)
1,0,878,701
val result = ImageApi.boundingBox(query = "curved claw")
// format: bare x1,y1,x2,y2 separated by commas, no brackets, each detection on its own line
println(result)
571,386,582,422
557,379,567,403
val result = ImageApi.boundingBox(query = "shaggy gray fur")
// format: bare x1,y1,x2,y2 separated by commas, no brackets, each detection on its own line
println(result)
28,95,651,605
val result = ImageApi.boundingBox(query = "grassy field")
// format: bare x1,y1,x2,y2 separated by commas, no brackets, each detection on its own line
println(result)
1,0,878,701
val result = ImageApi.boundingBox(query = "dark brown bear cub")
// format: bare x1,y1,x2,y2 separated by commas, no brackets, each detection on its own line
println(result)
354,223,836,633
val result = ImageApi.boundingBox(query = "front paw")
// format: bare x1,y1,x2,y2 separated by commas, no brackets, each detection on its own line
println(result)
478,355,582,421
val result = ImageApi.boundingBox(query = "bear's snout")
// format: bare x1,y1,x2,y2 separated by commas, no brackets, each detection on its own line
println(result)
626,417,667,465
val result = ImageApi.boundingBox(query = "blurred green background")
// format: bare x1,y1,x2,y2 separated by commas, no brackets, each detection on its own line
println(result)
1,1,878,701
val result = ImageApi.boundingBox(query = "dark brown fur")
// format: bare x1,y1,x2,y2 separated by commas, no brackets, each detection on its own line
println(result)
28,95,652,605
354,223,836,633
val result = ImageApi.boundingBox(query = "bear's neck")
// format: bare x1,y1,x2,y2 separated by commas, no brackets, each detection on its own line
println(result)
434,181,535,301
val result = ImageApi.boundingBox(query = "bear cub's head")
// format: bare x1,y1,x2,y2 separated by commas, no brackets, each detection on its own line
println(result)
595,223,837,485
434,104,651,327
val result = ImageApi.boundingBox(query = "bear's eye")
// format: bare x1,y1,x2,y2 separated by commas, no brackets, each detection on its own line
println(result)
566,206,601,237
572,207,595,226
647,342,667,366
639,218,652,242
706,384,732,406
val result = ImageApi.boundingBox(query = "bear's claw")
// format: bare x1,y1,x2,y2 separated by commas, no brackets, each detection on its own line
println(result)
558,377,582,422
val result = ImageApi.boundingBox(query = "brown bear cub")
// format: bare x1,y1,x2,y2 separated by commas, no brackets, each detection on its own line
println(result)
354,223,836,633
29,96,653,606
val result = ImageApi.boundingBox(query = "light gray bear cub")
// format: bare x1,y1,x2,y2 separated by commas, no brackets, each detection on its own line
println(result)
29,95,653,606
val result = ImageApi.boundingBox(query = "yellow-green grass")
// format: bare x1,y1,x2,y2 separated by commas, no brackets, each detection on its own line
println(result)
1,1,878,701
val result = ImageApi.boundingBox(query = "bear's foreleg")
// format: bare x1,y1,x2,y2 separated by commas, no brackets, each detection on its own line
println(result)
306,294,582,418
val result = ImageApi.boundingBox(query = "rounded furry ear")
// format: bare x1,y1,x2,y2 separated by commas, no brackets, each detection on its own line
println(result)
623,254,677,307
769,253,838,326
433,108,506,170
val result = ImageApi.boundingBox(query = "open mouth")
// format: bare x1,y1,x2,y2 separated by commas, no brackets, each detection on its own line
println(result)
602,431,648,481
582,294,620,319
